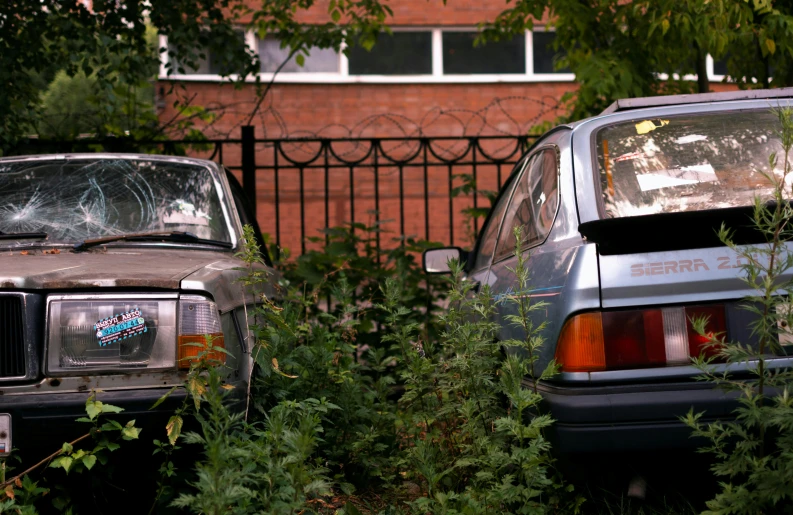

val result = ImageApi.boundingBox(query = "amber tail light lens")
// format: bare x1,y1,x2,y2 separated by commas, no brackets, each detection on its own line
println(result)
555,305,727,372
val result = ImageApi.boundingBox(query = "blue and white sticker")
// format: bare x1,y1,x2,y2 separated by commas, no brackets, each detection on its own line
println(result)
94,308,147,347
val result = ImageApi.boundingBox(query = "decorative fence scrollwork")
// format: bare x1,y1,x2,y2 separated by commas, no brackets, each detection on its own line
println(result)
11,129,536,255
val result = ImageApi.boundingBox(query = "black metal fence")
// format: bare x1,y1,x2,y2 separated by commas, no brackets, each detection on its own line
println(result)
11,128,536,254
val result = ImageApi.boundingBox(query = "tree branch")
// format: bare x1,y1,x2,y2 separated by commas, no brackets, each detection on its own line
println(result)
0,432,92,493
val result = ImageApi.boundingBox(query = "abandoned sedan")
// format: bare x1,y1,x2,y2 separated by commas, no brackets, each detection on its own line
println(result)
424,88,793,453
0,154,274,456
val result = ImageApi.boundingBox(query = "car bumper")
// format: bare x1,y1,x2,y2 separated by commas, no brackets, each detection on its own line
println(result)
0,387,187,459
538,380,746,453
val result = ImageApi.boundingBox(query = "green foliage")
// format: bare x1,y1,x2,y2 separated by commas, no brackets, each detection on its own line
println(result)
166,222,578,513
282,220,447,350
684,106,793,514
389,229,581,514
0,391,139,513
1,0,395,152
480,1,793,120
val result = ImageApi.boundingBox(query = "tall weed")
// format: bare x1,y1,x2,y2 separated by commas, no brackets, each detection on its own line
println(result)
685,106,793,514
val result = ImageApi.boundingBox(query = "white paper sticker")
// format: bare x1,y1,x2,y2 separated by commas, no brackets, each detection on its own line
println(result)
636,164,718,192
164,212,210,226
675,134,708,145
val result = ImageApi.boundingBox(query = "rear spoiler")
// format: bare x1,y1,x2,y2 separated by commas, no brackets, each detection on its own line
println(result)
578,206,771,255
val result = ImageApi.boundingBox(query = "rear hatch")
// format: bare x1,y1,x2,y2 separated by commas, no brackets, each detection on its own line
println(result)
573,107,793,376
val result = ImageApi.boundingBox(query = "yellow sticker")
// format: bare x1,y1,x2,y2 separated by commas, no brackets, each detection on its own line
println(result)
635,119,669,135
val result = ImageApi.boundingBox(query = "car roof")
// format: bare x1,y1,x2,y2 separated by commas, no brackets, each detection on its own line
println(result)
0,152,218,169
599,87,793,115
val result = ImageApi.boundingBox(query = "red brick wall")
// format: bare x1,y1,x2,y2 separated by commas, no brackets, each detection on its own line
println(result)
240,0,544,26
159,81,574,139
158,80,572,254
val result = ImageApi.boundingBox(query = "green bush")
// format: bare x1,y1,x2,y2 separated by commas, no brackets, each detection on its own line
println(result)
685,106,793,515
161,223,580,514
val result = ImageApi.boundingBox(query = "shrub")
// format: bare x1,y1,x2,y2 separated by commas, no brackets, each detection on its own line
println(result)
388,228,582,514
685,106,793,514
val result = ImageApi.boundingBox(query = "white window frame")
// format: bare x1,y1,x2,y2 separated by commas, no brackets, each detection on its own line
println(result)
159,27,576,84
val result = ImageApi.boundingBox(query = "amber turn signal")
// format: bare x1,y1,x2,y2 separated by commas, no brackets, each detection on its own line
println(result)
555,313,606,372
178,333,226,369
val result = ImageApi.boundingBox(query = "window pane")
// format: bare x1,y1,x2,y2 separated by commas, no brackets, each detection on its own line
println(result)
169,31,246,75
532,31,569,74
348,32,432,75
473,156,529,270
713,59,728,76
494,148,559,259
258,37,339,73
443,32,525,74
169,45,211,74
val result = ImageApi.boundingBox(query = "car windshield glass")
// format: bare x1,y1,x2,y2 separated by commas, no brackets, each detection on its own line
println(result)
0,158,232,245
595,109,786,218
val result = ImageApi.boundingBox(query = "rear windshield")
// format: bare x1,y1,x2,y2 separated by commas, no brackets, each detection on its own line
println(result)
595,110,785,218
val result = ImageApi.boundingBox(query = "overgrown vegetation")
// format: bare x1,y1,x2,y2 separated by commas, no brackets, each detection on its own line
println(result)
118,221,577,514
684,106,793,514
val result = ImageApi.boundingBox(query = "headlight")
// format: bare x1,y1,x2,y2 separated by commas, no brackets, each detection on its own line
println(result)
47,294,225,374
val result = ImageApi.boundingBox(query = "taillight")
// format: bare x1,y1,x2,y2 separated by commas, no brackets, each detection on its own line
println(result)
555,305,726,372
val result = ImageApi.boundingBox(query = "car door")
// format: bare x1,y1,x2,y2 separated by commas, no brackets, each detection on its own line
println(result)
485,129,588,371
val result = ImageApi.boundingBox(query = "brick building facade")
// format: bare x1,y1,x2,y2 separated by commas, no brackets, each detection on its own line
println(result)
157,1,735,254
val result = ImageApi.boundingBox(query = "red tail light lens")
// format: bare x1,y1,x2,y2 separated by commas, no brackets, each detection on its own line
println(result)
685,306,726,359
555,304,727,372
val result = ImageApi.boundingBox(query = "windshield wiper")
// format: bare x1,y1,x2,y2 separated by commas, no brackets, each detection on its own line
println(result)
0,231,48,240
73,231,233,252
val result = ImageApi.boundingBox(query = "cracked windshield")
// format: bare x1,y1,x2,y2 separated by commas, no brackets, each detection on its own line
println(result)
596,110,787,218
0,158,231,244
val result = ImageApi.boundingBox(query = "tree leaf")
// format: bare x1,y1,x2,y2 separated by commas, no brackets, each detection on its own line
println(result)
50,456,73,473
150,386,178,410
187,375,206,410
85,400,102,420
766,38,776,55
166,415,183,446
82,454,97,470
296,53,305,67
100,403,124,414
272,357,298,378
122,425,141,440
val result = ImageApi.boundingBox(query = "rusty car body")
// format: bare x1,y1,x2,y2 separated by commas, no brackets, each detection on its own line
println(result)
0,154,274,456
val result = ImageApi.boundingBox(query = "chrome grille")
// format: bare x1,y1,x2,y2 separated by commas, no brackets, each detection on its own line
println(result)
0,297,25,378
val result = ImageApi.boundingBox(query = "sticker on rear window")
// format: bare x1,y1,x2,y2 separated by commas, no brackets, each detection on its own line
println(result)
95,309,147,347
636,164,718,192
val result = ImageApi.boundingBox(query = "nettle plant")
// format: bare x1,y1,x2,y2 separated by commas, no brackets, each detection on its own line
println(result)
685,106,793,514
388,228,581,514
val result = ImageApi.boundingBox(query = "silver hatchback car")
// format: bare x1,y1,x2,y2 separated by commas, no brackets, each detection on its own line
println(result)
424,88,793,453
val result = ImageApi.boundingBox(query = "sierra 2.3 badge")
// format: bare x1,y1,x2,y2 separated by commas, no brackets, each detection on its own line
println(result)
94,308,147,346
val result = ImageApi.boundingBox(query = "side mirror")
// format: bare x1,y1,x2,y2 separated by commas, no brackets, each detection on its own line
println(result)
423,247,467,274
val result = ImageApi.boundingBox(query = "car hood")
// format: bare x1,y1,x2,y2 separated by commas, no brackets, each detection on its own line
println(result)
0,248,236,289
